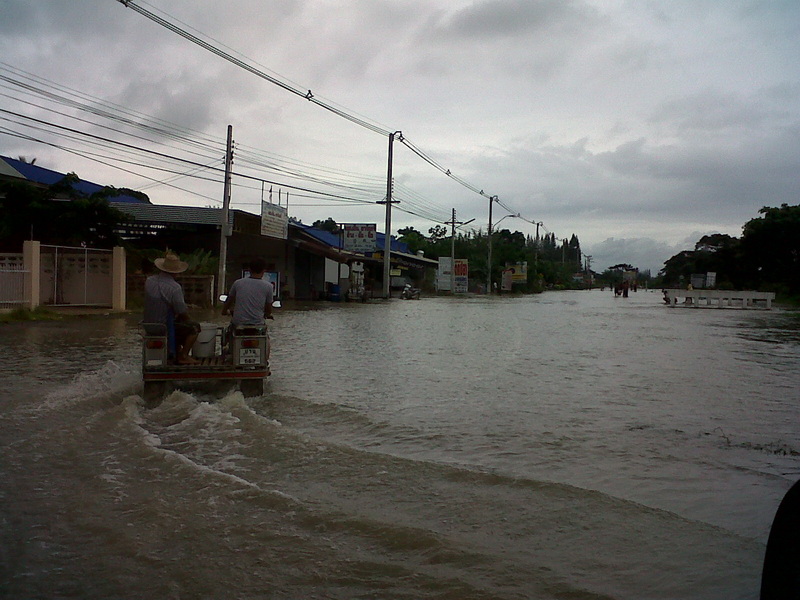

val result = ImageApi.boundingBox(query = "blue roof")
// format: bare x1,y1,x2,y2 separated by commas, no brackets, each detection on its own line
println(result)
0,156,149,203
293,222,410,254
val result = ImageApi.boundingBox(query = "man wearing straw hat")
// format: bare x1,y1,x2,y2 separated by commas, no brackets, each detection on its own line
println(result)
144,251,201,365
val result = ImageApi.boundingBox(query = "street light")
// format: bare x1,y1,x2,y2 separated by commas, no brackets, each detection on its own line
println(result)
487,211,519,293
494,213,519,229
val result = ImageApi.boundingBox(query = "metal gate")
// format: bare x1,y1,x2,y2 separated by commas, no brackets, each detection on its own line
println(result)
40,245,113,307
0,254,27,307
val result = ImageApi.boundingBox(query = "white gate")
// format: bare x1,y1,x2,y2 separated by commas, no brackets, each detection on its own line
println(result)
0,254,27,307
40,245,113,306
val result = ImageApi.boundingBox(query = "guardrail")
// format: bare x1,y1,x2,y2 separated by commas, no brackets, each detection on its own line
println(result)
663,289,775,309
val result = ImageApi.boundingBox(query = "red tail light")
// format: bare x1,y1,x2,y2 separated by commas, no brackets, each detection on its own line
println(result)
241,339,260,348
146,340,164,349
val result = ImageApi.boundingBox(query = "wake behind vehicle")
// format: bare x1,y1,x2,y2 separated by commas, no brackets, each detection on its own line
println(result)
140,299,279,406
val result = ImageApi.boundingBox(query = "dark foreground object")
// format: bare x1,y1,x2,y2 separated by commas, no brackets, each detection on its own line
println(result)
761,479,800,599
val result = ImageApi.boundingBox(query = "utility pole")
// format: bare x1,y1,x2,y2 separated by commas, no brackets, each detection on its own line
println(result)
337,221,343,297
534,221,542,275
585,254,592,289
486,195,496,294
446,208,474,294
378,131,401,299
217,124,233,303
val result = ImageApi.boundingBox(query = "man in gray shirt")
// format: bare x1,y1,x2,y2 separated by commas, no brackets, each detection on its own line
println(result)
143,251,201,364
222,257,274,325
222,258,275,363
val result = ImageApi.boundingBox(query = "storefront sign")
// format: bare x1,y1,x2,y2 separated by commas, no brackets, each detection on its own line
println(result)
343,223,377,253
260,201,288,239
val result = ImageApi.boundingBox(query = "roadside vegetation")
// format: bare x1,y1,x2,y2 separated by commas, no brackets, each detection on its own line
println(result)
364,219,588,293
0,307,62,324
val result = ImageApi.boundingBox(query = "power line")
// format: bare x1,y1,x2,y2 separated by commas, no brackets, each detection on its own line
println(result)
115,1,506,206
117,0,391,136
3,51,547,232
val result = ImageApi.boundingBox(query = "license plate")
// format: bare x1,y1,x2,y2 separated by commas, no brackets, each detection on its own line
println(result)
239,348,261,365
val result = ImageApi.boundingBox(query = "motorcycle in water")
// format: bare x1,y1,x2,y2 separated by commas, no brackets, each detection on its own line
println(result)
141,298,280,406
400,283,421,300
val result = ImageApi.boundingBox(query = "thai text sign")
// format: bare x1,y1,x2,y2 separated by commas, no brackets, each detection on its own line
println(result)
438,257,468,292
260,201,288,239
454,259,468,293
343,224,376,253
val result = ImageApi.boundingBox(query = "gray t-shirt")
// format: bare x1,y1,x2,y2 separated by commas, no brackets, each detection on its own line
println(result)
228,276,274,325
143,273,187,323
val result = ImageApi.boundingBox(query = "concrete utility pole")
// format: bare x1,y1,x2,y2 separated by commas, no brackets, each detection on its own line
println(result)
446,209,474,294
486,195,496,294
585,254,592,289
379,131,401,299
217,124,233,303
534,221,542,274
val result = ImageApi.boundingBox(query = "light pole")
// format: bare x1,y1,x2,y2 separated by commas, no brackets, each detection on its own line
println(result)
487,211,518,294
533,221,542,275
585,254,592,289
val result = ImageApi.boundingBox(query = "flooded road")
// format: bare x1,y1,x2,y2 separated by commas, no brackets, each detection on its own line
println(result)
1,289,798,599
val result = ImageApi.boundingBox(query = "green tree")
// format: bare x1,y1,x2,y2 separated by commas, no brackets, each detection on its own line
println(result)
397,226,428,254
740,203,800,294
0,177,126,250
312,217,339,233
428,225,448,242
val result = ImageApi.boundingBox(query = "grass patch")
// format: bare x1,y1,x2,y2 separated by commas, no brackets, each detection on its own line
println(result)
0,307,62,323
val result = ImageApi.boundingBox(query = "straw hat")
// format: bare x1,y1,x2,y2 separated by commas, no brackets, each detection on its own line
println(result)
154,251,189,274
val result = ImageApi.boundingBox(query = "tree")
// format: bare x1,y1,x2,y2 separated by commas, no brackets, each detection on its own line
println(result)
428,225,448,242
658,204,799,295
312,217,339,233
740,204,800,294
0,177,126,250
397,227,427,254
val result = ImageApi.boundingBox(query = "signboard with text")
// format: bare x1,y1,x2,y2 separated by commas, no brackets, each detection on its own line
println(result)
343,223,377,253
260,201,288,239
437,257,468,292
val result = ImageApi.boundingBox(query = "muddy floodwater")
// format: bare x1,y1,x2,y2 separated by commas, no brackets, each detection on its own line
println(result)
1,289,799,599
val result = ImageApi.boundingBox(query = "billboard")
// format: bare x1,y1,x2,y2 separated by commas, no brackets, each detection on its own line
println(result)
343,223,377,253
260,201,288,239
437,257,468,292
505,261,527,282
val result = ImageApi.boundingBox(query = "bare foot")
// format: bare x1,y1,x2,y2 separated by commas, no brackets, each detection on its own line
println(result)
177,355,200,365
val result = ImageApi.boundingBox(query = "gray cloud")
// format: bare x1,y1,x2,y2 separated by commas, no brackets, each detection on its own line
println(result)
1,0,797,275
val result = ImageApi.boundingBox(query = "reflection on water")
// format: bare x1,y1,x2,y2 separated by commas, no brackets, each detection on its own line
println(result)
1,291,798,599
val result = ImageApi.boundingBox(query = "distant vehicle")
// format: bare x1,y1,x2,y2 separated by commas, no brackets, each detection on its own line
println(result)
140,300,279,405
401,283,421,300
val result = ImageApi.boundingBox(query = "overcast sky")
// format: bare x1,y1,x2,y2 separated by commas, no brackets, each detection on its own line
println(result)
2,0,798,273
